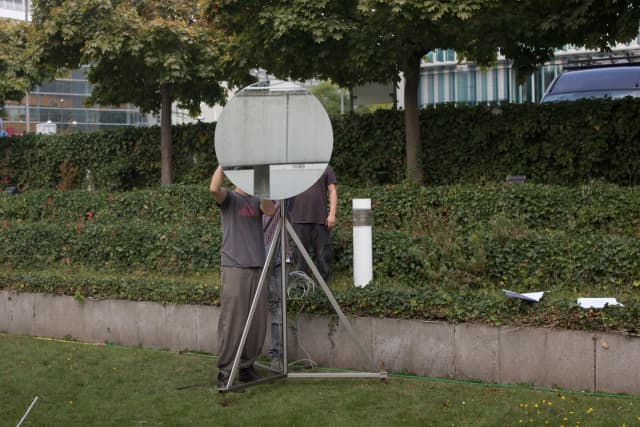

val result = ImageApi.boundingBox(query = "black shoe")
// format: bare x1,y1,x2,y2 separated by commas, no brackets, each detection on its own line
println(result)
217,370,231,389
238,367,261,383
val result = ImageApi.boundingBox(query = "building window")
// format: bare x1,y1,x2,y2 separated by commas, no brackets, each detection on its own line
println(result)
0,0,25,11
427,74,435,105
456,72,468,103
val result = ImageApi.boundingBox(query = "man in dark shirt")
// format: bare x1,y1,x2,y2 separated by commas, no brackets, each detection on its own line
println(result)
210,165,275,389
289,165,337,283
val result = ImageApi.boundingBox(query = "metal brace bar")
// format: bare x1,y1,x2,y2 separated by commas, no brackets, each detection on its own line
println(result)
285,219,375,370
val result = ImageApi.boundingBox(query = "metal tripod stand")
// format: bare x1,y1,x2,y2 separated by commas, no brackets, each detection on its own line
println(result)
219,204,387,393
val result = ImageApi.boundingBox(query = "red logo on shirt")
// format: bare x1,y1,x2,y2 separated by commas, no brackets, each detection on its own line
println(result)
239,200,259,217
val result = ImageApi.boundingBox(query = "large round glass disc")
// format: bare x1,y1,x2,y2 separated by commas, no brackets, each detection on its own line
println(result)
215,80,333,200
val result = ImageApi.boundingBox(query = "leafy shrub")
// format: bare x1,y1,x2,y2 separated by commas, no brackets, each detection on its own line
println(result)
2,182,639,286
0,220,221,273
0,185,218,224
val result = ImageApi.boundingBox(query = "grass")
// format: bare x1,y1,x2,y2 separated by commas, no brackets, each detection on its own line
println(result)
2,334,640,426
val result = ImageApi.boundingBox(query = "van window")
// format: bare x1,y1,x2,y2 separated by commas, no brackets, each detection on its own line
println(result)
541,66,640,103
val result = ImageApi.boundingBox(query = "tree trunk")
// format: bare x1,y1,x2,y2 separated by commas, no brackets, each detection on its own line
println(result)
403,55,424,185
160,84,172,186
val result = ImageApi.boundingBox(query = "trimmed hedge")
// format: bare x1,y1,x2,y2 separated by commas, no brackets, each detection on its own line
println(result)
0,185,218,224
339,182,640,235
0,124,216,191
0,221,220,273
420,99,640,186
2,98,640,190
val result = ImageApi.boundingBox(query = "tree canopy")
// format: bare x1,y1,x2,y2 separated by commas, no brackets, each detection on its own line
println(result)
209,0,640,184
30,0,244,184
0,19,37,107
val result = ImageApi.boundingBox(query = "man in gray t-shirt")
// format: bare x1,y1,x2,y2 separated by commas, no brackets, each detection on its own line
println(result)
210,165,275,389
289,165,337,283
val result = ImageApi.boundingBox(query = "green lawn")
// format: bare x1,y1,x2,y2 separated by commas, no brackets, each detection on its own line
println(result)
2,334,639,427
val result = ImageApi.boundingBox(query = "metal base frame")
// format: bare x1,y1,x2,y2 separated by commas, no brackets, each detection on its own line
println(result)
219,203,387,393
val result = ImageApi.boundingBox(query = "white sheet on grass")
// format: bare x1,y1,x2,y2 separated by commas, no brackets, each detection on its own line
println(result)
577,298,624,309
502,289,545,302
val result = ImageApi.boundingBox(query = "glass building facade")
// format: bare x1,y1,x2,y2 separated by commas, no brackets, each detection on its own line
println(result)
2,68,149,135
0,1,163,135
0,0,26,19
417,38,640,107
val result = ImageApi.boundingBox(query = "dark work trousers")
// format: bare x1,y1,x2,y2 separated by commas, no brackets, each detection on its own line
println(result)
292,223,333,283
217,266,267,374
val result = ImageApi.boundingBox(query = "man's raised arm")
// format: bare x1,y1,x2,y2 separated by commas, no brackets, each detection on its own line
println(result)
326,183,337,228
210,166,227,204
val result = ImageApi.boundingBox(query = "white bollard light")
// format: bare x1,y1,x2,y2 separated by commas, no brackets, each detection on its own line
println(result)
352,198,373,287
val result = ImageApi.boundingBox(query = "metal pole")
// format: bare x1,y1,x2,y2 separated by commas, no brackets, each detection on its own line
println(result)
288,372,386,379
279,203,288,374
16,396,38,427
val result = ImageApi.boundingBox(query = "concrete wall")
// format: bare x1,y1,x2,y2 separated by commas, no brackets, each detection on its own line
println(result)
2,290,639,395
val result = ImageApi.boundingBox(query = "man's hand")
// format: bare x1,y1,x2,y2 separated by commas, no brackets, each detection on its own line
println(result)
326,213,336,229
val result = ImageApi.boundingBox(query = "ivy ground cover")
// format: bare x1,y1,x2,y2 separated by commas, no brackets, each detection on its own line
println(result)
1,182,640,332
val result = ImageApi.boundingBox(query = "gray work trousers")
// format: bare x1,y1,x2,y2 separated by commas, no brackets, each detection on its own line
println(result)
217,266,267,373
